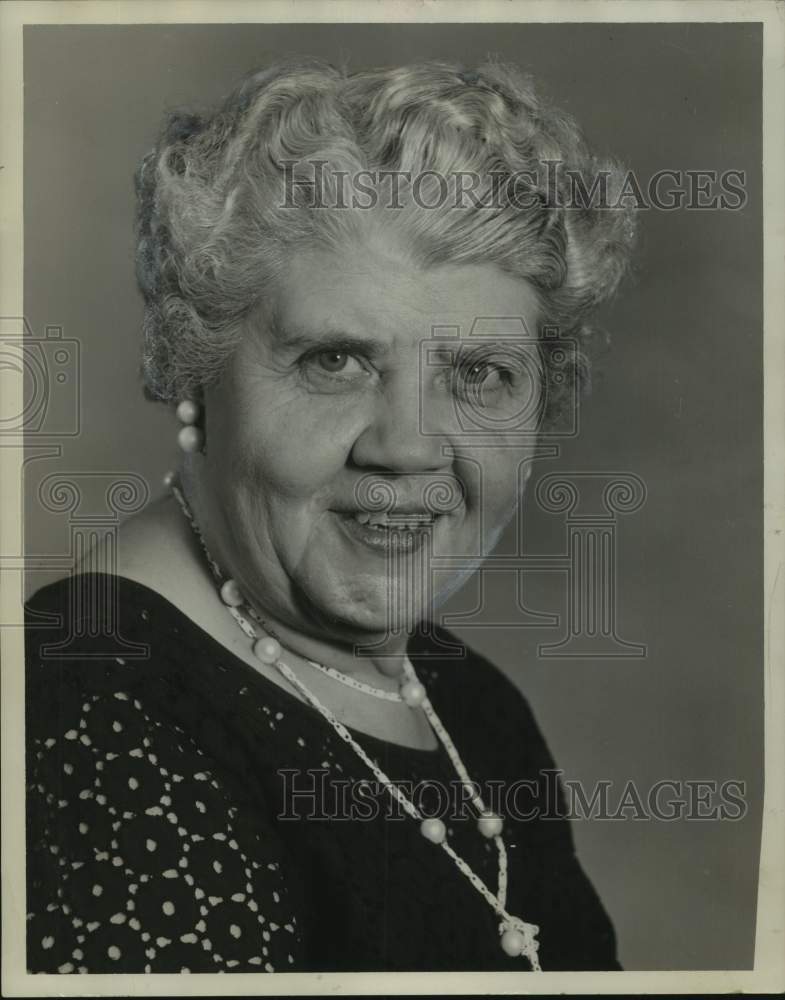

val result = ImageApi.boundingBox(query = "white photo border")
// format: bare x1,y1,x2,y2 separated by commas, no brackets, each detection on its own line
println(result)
1,1,783,995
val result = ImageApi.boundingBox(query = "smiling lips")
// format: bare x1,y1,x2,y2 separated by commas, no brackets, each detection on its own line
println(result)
335,510,438,554
350,510,436,530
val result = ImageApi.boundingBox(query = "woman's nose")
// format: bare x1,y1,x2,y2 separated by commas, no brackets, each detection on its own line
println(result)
349,374,451,473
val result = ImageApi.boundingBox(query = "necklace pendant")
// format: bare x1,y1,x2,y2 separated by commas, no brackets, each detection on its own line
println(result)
499,918,541,970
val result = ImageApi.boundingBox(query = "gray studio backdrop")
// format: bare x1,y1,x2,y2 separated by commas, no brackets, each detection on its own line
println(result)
22,23,762,971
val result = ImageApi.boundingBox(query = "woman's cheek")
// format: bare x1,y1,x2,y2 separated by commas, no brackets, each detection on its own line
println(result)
269,407,361,492
232,426,346,498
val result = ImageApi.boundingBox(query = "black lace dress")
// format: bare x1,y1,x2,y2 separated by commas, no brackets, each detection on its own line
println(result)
25,573,621,974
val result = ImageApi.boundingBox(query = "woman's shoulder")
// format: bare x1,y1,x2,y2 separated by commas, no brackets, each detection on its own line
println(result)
25,571,194,675
28,494,260,681
24,567,233,762
25,492,231,680
26,574,178,749
26,491,201,626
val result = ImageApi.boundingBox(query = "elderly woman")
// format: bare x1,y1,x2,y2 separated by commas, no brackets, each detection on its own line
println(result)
25,59,635,974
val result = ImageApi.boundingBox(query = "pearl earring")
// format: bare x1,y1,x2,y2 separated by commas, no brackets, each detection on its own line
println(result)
176,398,204,453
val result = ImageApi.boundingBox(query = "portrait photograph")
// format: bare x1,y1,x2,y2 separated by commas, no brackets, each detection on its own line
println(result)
1,1,783,996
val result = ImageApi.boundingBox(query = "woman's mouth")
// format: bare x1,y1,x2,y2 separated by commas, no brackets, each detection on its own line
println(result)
352,510,435,528
333,509,440,553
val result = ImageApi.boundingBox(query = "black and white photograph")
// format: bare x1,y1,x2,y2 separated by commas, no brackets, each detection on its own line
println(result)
1,1,783,994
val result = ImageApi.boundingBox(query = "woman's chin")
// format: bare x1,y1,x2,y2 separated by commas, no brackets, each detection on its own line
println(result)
298,578,430,642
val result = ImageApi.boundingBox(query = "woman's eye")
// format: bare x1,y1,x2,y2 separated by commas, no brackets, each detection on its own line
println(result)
457,360,513,398
468,362,508,388
313,351,362,374
299,349,371,391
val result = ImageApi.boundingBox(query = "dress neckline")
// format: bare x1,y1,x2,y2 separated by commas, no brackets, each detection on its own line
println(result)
38,571,446,759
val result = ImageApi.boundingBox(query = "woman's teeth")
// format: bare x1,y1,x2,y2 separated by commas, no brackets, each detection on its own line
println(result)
350,511,435,530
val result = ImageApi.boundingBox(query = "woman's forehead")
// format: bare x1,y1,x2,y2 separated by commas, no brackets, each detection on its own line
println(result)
269,239,541,344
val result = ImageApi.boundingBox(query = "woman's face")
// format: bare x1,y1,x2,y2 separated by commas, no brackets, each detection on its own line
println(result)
200,232,543,645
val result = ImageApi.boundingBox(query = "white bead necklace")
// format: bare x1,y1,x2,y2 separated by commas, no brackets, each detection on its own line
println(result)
252,620,407,703
168,474,542,970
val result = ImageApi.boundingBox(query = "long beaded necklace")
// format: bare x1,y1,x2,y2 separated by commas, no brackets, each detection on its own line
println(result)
168,474,542,970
